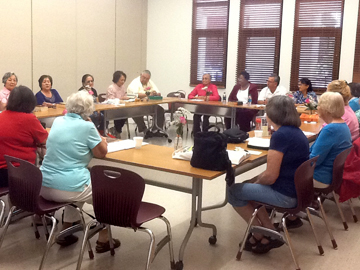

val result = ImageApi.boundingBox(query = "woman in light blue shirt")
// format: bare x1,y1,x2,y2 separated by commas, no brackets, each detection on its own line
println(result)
40,91,119,253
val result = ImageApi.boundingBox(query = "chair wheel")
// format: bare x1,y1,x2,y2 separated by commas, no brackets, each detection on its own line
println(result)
209,235,217,245
168,139,172,143
35,231,40,239
175,261,183,270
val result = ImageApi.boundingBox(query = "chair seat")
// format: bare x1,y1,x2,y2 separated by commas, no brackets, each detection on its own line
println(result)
35,196,70,215
135,202,165,226
0,187,9,197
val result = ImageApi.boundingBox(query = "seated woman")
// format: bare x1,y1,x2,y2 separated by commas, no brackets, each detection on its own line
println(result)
348,82,360,113
40,91,120,252
228,96,309,254
326,80,359,141
311,92,352,188
35,75,63,106
293,78,318,104
106,71,129,138
188,73,220,134
224,71,258,132
79,74,104,135
0,86,48,187
0,72,18,111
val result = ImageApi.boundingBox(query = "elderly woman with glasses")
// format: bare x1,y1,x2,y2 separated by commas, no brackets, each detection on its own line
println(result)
0,72,18,111
40,91,120,252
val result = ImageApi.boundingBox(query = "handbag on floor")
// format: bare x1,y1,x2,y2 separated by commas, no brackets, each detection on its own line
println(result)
190,125,235,186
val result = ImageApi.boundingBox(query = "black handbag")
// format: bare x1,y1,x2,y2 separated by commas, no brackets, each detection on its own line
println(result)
190,125,235,186
223,127,249,143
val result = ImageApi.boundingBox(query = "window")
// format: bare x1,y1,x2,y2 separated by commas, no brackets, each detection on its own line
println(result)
291,0,344,92
236,0,283,89
190,0,230,87
353,4,360,82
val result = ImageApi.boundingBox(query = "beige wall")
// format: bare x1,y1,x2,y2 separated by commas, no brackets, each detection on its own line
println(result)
147,0,360,97
0,0,147,100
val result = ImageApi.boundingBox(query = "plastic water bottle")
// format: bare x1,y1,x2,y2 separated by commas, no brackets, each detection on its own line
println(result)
223,92,226,104
248,95,252,106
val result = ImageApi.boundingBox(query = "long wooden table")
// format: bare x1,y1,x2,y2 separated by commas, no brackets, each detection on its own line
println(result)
93,121,322,268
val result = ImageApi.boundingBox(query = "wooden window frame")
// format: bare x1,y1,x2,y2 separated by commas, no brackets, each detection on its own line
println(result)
290,0,344,93
236,0,283,89
190,0,230,88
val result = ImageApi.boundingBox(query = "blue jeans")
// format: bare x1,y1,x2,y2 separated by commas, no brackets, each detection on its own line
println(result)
228,182,297,208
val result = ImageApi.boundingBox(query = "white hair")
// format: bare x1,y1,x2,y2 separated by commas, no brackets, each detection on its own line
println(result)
66,91,94,120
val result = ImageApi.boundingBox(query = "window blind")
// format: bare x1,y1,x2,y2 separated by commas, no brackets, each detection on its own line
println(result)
237,0,283,89
353,4,360,82
291,0,344,92
190,0,229,87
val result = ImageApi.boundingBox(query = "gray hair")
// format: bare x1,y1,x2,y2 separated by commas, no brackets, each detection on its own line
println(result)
203,73,212,80
141,70,151,77
269,73,280,85
66,91,94,120
2,72,18,85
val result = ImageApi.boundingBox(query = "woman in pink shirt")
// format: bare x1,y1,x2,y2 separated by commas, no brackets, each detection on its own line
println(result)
188,73,220,134
0,72,18,111
326,80,359,141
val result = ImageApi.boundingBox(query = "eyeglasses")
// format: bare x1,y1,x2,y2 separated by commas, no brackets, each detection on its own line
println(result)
86,80,94,83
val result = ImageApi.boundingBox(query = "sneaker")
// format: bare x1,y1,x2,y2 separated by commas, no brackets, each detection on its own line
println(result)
108,127,121,139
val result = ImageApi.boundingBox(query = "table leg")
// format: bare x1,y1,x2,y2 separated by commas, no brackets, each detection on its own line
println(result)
231,108,236,128
177,178,218,268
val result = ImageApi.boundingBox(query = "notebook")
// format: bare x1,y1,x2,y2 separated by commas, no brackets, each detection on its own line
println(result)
247,138,271,150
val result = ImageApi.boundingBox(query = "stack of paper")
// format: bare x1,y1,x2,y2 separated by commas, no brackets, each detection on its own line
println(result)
227,150,251,165
107,140,148,153
247,138,271,150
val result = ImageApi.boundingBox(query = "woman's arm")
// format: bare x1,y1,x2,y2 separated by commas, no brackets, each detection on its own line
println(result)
188,85,200,99
92,136,108,158
0,102,6,111
255,149,283,185
228,85,239,102
209,85,220,101
310,128,332,166
249,83,258,104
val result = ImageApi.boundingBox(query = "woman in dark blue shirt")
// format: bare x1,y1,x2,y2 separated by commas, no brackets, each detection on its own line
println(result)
228,96,309,254
35,75,63,106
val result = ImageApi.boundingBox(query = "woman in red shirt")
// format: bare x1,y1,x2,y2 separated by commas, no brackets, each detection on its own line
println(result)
188,73,220,134
0,86,48,187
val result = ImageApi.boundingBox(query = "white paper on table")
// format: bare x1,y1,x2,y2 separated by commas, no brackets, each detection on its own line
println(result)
124,99,135,102
107,139,148,153
227,150,251,165
191,99,204,102
247,138,270,149
247,150,262,155
303,131,316,136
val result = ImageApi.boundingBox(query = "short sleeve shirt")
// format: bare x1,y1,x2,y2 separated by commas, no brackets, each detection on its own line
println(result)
270,126,309,197
0,110,48,168
40,113,101,192
258,85,287,101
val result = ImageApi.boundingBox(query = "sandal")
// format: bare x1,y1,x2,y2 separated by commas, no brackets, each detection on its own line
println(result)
252,236,284,254
56,234,79,247
239,234,261,251
96,238,121,253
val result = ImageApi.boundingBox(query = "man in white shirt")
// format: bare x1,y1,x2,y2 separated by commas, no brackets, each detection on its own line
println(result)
127,70,165,137
258,74,287,104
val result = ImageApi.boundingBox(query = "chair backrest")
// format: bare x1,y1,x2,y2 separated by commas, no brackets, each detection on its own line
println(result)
4,155,43,213
167,91,186,98
98,93,107,103
90,165,145,228
320,147,353,194
292,156,319,212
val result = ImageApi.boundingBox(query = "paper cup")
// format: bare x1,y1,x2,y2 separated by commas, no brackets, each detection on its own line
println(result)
254,130,263,138
134,137,143,149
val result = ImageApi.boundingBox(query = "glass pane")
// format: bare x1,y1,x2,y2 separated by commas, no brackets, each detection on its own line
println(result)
244,37,276,85
196,6,228,29
298,1,342,28
197,36,225,83
243,3,282,29
298,37,336,88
